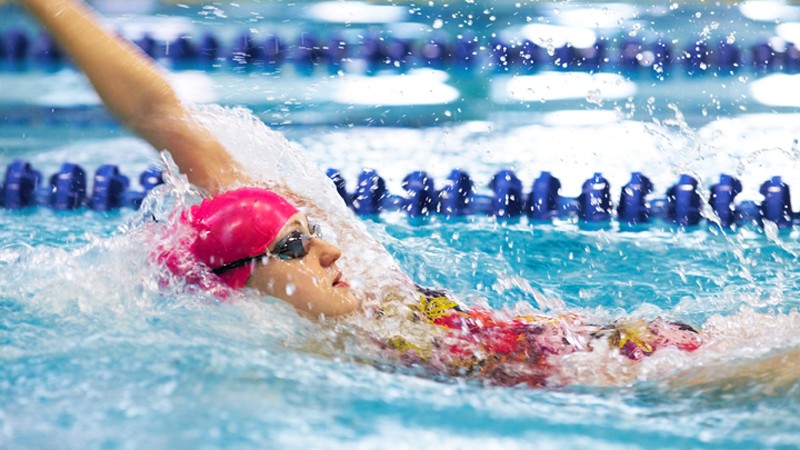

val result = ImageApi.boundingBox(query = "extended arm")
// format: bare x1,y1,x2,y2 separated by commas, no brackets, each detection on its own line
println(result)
19,0,249,194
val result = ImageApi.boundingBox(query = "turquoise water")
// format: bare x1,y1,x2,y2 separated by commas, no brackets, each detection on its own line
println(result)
3,123,800,449
3,197,800,449
4,0,800,448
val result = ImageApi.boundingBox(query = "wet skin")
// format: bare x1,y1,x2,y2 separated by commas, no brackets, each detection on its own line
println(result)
245,213,360,318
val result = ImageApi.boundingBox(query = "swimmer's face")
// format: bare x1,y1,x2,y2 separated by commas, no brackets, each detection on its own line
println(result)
245,213,360,319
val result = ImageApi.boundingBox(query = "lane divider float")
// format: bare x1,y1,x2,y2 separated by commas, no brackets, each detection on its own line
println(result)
1,160,163,211
1,27,797,77
2,160,792,230
327,168,793,229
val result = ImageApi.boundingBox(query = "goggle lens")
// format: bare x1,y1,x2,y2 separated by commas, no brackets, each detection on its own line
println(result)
272,224,320,260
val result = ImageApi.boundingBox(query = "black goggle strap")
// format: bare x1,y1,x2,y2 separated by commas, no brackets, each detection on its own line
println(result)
211,254,265,275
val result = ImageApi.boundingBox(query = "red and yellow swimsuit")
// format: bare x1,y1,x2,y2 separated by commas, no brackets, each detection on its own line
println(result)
384,287,703,387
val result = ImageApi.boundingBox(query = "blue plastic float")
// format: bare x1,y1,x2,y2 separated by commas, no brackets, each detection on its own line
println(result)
1,160,163,211
3,160,799,230
3,27,800,76
324,167,798,230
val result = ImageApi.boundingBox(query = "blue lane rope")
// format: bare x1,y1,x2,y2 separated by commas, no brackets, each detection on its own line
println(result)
325,168,796,229
1,26,798,76
2,160,795,229
1,160,163,211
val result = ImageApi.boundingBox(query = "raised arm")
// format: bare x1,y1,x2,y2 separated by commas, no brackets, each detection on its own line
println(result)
19,0,249,194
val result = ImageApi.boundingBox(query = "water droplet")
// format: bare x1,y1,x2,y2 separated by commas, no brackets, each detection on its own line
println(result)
586,88,603,106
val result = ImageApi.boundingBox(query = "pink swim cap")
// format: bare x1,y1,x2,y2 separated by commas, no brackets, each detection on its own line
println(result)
184,187,299,289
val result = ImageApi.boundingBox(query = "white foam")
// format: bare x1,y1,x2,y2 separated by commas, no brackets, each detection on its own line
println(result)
189,105,416,311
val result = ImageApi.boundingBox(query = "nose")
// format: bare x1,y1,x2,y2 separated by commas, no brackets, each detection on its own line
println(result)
312,238,342,267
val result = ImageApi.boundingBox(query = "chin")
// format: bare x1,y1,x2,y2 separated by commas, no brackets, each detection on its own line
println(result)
326,293,360,317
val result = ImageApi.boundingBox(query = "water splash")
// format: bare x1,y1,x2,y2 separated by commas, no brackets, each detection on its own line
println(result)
190,105,416,312
5,110,800,450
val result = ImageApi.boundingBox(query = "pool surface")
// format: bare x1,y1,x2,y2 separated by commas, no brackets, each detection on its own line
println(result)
3,1,800,449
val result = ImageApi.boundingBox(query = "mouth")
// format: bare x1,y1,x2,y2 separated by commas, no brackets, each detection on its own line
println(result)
332,272,349,288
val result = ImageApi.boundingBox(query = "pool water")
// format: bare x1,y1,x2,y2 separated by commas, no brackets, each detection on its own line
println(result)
3,1,800,449
3,119,800,449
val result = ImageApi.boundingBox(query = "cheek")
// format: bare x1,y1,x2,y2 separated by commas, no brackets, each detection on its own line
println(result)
292,265,326,294
253,260,332,300
254,267,293,297
286,260,321,281
266,265,320,298
277,273,301,297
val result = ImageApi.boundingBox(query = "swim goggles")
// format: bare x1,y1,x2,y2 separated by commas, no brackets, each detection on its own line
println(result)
212,224,321,275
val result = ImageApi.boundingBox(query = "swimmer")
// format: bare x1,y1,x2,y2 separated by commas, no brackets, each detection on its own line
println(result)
17,0,800,388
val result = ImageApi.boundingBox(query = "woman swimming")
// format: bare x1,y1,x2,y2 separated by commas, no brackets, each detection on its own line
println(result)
15,0,794,388
163,185,703,386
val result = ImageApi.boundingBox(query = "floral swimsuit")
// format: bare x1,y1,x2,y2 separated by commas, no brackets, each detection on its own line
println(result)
383,287,703,387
